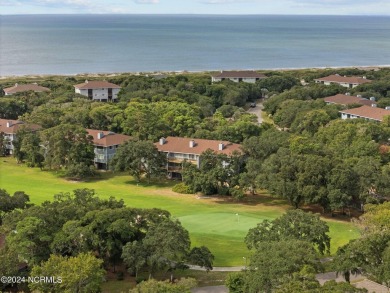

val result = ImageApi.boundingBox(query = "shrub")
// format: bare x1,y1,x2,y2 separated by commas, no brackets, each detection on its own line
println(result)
230,188,245,200
225,272,245,293
172,183,192,194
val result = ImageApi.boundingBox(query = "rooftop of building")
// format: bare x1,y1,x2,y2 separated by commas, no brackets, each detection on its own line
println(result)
3,83,51,94
155,136,242,155
86,129,132,147
0,119,41,134
74,80,121,90
212,70,266,79
339,105,390,122
315,74,372,84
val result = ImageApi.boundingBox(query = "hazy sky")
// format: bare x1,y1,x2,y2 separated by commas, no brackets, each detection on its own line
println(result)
1,0,390,15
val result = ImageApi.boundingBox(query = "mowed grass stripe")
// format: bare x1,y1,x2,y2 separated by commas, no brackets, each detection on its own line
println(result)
0,158,360,265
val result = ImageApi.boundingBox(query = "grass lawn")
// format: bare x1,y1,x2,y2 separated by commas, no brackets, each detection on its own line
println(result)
0,157,360,266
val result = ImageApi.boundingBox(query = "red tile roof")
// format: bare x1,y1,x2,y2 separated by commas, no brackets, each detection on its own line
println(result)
0,119,41,134
74,80,121,89
315,74,372,85
213,71,266,79
340,106,390,122
155,136,242,155
3,83,51,94
324,94,374,106
86,129,132,147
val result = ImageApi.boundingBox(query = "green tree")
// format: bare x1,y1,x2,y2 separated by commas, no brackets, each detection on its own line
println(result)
110,140,165,183
143,219,191,280
0,245,21,278
334,232,390,285
40,124,95,178
187,246,214,272
122,241,147,278
358,202,390,233
256,148,303,208
244,240,321,293
291,109,332,135
29,253,105,293
6,216,52,265
327,164,359,213
242,128,290,160
121,102,168,140
257,75,299,93
20,132,44,167
245,209,330,255
0,190,31,225
225,272,245,293
89,103,122,131
0,98,28,119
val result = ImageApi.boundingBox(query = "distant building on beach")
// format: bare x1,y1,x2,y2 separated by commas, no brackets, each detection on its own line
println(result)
3,83,51,95
339,105,390,122
324,94,375,106
155,136,242,179
74,80,121,102
212,71,266,83
86,129,131,169
0,119,41,155
314,74,372,88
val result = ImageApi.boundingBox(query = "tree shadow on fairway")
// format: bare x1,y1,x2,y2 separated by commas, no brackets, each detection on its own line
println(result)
123,178,176,189
300,204,362,222
212,193,289,207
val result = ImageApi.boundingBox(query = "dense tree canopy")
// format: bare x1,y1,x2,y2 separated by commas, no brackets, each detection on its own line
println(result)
244,240,321,293
29,253,105,293
245,209,331,254
110,140,166,182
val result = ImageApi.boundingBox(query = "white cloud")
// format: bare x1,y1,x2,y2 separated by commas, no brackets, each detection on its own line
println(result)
134,0,159,4
201,0,254,3
0,0,93,8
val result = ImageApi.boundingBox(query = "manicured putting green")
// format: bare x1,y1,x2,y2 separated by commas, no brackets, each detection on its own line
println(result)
179,212,268,266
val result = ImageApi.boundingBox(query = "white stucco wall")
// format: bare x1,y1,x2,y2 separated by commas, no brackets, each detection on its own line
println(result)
212,77,260,83
75,88,120,101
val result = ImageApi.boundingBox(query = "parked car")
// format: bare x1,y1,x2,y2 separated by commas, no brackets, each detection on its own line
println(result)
250,103,256,108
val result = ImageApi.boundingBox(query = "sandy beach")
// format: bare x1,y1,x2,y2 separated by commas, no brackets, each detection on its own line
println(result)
1,65,390,80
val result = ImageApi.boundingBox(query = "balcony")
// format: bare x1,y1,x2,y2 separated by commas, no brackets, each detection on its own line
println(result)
167,166,183,172
94,149,105,155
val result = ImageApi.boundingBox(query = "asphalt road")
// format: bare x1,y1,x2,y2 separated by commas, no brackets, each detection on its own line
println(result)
246,101,264,124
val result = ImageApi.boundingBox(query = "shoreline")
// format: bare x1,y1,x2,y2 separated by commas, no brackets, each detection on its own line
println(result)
1,65,390,80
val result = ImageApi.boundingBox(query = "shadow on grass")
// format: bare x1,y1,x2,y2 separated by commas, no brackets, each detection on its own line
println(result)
210,192,290,207
301,204,362,222
124,178,177,189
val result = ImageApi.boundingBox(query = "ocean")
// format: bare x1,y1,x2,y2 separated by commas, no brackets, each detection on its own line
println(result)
1,14,390,76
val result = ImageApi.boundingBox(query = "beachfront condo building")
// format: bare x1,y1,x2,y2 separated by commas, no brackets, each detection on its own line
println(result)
212,71,266,83
314,74,372,88
74,80,121,102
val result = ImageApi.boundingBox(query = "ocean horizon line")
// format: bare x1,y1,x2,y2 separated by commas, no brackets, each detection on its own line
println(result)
2,65,390,79
2,13,390,17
